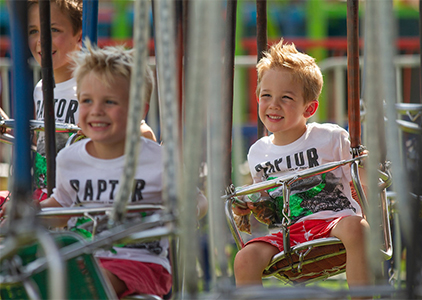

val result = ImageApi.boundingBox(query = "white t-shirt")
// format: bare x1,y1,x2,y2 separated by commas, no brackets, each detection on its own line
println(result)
33,77,79,124
51,137,170,273
33,78,79,190
247,122,361,226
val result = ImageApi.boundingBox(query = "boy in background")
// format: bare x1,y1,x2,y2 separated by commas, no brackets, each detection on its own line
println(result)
28,0,83,200
232,39,370,293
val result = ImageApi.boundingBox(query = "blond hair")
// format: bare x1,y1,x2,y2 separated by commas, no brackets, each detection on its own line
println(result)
71,39,154,103
28,0,83,35
256,39,323,103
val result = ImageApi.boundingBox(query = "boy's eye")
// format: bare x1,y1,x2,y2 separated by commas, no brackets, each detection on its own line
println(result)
80,98,92,104
260,93,271,98
105,100,117,105
51,27,60,33
282,96,293,101
28,29,39,35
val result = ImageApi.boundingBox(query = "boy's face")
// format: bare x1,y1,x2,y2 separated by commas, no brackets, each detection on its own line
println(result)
258,68,317,145
28,3,82,83
78,71,130,158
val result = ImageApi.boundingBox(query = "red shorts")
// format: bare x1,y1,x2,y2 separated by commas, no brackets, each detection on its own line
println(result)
99,258,172,299
245,217,343,252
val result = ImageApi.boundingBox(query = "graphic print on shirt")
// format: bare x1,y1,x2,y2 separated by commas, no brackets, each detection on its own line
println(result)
35,98,79,124
253,147,355,224
69,178,146,204
254,147,319,179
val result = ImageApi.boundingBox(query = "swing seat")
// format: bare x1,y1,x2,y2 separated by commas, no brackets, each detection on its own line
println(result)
0,208,174,300
0,231,117,299
395,103,422,134
263,237,346,285
225,156,393,285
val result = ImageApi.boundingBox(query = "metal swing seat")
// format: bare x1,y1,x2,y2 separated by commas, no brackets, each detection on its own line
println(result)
0,208,174,300
0,123,175,300
225,155,393,285
395,103,422,135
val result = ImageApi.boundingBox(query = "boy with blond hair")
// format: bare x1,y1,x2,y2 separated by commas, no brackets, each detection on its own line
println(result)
233,39,370,291
37,41,172,298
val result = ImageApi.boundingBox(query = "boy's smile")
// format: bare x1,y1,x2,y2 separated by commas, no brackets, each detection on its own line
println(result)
258,68,317,146
28,2,81,83
78,71,130,159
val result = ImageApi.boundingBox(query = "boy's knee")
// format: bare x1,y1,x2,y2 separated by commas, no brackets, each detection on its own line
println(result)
332,216,366,241
234,242,278,274
350,216,368,233
234,247,253,271
340,216,368,243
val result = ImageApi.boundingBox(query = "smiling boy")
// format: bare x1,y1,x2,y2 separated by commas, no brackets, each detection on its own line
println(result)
232,39,370,294
38,41,171,298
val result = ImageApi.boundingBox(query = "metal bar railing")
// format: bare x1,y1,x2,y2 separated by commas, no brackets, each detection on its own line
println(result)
346,0,361,151
256,0,267,139
110,0,150,225
39,0,56,196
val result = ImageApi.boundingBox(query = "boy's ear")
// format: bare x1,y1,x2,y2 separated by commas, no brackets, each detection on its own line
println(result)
304,100,318,118
77,30,83,44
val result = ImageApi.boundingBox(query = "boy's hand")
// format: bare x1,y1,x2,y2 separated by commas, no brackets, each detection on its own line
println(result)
232,200,256,216
0,199,41,219
357,147,369,167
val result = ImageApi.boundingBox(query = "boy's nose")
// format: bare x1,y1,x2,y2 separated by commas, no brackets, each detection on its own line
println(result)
268,98,280,109
90,103,105,115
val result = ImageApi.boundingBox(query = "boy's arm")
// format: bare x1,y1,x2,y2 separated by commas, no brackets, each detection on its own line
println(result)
39,197,70,228
39,196,63,208
0,107,8,120
140,120,157,142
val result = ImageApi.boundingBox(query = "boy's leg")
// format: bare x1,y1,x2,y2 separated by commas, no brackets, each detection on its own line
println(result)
330,215,371,287
101,267,127,296
234,241,279,286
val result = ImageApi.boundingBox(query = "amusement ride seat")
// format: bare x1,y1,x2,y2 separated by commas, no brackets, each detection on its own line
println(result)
225,155,393,285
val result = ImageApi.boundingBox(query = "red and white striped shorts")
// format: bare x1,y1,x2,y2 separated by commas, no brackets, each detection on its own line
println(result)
244,217,344,252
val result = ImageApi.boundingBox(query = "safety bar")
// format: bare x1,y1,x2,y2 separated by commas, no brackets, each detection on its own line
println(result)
38,204,165,218
224,156,367,199
395,103,422,134
395,103,422,117
0,119,81,132
396,120,422,134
